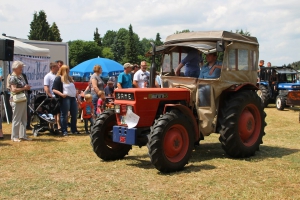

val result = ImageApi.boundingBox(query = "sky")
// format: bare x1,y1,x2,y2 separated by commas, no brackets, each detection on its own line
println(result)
1,0,300,66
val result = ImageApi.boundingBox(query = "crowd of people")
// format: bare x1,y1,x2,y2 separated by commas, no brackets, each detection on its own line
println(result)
1,49,269,141
0,59,161,141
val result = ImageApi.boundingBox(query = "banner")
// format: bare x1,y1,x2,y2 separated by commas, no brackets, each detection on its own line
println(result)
13,55,50,90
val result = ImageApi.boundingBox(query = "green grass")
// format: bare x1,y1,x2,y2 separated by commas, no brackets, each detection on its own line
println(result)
0,104,300,199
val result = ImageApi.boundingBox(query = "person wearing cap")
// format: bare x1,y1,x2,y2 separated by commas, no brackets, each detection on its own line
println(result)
175,48,202,78
199,52,222,79
117,63,133,89
9,61,32,142
104,77,115,97
133,61,150,88
198,52,222,106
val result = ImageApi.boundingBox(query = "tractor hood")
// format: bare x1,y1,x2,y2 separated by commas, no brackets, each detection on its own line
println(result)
277,83,300,90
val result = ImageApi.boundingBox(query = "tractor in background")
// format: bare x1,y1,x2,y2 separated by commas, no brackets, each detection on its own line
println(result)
258,66,300,110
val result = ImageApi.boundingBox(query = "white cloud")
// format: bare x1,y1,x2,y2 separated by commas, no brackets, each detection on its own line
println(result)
1,0,300,65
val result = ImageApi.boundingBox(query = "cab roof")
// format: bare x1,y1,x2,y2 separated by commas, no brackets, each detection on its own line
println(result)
164,31,258,45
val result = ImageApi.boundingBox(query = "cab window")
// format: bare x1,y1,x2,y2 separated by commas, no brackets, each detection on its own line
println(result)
227,49,249,71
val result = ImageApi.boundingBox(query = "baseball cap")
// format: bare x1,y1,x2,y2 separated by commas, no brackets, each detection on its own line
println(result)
123,63,133,68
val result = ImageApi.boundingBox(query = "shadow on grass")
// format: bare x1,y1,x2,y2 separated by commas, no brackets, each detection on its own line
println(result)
0,142,12,147
192,142,300,162
121,142,299,173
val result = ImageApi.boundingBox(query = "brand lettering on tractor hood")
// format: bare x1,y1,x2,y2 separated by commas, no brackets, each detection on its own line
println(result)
148,94,168,99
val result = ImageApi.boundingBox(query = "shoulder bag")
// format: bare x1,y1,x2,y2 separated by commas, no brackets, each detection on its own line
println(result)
13,92,27,103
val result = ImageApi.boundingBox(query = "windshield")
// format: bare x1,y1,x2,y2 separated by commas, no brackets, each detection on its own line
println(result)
161,49,224,74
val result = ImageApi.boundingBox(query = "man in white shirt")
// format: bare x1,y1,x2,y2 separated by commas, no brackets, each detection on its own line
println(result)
44,63,59,97
133,61,150,88
44,62,60,132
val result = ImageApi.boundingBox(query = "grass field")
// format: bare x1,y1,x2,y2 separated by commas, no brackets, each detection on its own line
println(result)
0,104,300,200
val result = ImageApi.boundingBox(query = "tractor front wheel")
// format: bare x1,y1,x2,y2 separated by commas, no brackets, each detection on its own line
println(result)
147,110,194,172
219,90,266,158
90,110,131,161
276,95,285,110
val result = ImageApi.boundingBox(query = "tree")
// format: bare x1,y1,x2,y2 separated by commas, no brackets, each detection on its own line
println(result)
69,40,102,68
138,37,154,64
234,29,251,36
102,47,114,60
111,28,129,63
94,28,102,46
49,22,62,42
28,10,51,41
102,30,117,47
154,33,163,71
124,24,139,64
175,29,191,34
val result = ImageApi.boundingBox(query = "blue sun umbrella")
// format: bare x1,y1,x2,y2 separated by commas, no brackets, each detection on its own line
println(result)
70,57,124,77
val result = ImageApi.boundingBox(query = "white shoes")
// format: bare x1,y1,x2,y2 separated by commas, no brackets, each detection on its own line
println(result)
12,137,32,142
12,138,21,142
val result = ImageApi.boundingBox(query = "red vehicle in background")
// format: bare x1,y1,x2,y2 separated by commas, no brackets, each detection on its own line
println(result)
73,76,109,91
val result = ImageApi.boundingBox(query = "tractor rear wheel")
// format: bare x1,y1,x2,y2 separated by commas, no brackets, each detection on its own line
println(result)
147,110,194,172
258,85,270,108
276,95,285,110
219,90,266,158
90,110,131,161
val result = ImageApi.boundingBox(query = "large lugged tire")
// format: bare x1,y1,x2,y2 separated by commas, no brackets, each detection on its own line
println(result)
147,110,194,172
90,110,131,161
219,90,266,158
276,95,285,110
258,84,270,108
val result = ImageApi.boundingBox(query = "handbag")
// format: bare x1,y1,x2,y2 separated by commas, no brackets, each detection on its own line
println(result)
13,92,27,103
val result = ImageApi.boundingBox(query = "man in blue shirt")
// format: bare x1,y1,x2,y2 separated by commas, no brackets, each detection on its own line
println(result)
117,63,133,89
199,52,222,79
175,48,202,78
198,52,222,107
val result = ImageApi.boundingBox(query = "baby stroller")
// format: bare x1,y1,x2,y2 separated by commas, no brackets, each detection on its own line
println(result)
29,93,60,137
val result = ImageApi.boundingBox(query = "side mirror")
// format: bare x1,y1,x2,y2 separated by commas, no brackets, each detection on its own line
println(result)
216,40,225,52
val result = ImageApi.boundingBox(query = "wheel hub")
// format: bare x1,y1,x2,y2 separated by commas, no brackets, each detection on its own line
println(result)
239,109,255,141
164,127,184,158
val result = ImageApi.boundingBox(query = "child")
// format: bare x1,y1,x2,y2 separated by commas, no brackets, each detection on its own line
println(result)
37,107,55,121
80,94,94,134
96,91,106,116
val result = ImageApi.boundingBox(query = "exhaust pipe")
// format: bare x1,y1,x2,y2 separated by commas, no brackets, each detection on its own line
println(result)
149,42,156,88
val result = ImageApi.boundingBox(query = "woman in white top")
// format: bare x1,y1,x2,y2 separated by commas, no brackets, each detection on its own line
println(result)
52,65,79,136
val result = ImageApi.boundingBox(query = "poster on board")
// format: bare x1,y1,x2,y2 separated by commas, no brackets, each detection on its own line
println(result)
13,55,50,90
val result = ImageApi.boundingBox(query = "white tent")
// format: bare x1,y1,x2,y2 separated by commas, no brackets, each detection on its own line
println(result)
0,35,50,57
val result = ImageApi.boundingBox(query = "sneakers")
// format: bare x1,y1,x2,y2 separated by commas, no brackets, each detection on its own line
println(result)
63,132,68,137
12,138,21,142
72,131,80,135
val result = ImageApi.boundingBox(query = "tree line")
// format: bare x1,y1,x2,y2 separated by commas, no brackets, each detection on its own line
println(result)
28,10,299,70
28,10,163,69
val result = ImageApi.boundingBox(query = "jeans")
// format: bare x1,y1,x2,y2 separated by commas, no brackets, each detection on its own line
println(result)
92,93,98,114
60,96,78,133
83,118,94,132
185,70,200,78
198,85,211,107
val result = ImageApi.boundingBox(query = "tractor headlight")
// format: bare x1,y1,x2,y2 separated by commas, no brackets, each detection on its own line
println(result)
115,104,120,113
